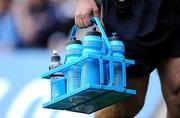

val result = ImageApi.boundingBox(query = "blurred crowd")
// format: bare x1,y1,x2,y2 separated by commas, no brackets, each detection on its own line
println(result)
0,0,75,51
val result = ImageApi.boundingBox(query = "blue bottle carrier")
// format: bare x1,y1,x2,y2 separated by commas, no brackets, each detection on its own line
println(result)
41,17,136,114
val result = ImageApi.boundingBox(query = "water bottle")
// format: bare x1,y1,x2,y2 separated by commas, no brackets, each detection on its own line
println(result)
49,50,66,99
65,38,83,93
110,33,125,87
81,27,103,86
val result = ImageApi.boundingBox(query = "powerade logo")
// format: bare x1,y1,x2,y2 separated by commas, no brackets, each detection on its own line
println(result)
65,49,82,55
83,41,102,48
111,45,124,52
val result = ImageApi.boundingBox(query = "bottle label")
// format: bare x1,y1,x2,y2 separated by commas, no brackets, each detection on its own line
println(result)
73,65,79,89
114,63,121,86
81,63,86,86
65,49,82,55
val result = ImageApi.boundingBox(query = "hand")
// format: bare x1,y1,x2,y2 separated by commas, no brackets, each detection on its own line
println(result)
75,0,100,28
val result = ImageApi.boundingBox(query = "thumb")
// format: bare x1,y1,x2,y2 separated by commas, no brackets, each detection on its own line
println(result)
93,7,100,18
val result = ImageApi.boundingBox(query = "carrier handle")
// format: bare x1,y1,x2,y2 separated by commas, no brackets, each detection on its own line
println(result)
90,17,112,55
69,17,112,55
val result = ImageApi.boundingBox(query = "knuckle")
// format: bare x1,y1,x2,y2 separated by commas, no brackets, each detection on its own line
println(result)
84,13,90,18
81,12,86,17
75,14,80,20
82,11,90,17
77,14,82,18
87,7,91,12
93,7,98,12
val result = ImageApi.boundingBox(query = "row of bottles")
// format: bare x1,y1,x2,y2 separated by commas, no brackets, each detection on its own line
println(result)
49,27,125,99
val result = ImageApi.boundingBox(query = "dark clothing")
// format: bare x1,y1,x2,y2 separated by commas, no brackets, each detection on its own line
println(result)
103,0,180,77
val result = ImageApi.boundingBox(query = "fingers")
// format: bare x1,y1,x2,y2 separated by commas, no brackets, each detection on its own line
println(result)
75,14,92,28
84,14,93,27
75,0,100,28
79,16,86,28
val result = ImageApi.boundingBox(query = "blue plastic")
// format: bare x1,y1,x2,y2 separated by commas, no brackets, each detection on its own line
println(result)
51,77,66,99
81,31,103,87
49,51,66,99
41,17,136,114
65,38,83,93
111,37,125,89
90,17,112,56
104,38,125,87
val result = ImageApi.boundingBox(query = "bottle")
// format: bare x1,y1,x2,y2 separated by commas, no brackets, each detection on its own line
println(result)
111,33,125,87
49,50,66,99
65,38,83,93
81,27,103,86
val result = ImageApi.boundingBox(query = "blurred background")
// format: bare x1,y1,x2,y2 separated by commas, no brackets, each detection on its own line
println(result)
0,0,166,117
